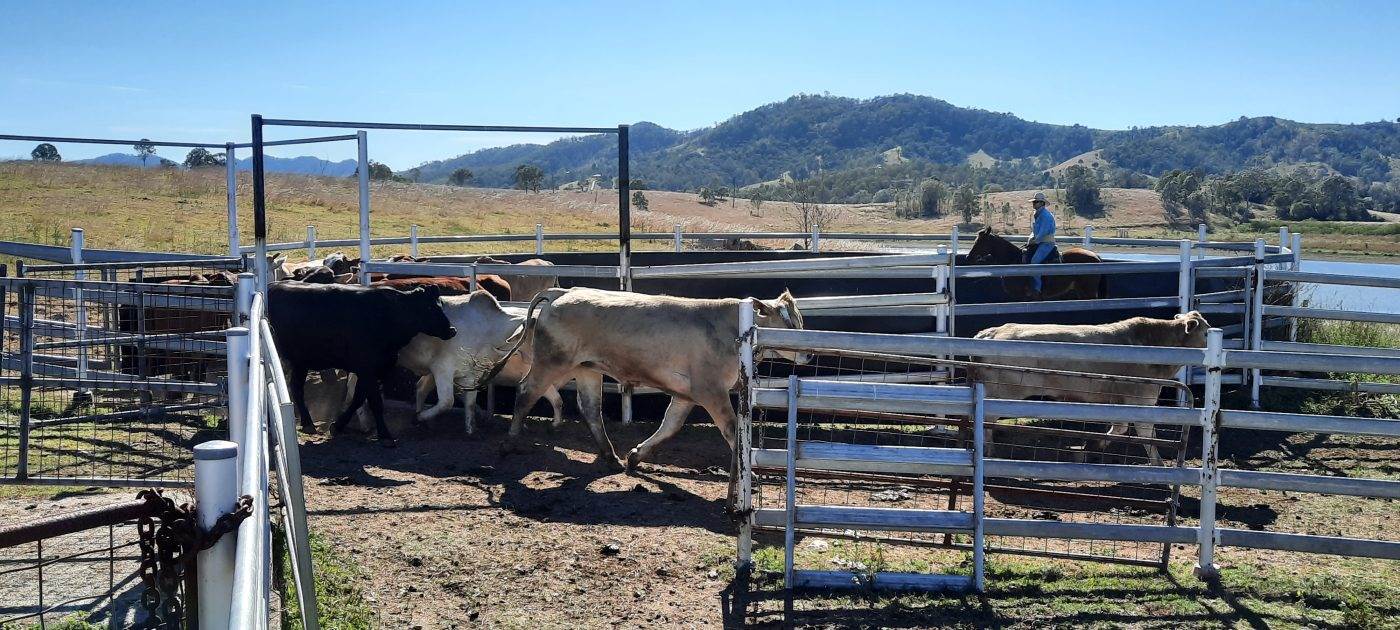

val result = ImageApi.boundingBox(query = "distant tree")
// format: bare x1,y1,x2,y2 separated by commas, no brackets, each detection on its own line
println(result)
749,191,765,216
631,190,649,211
1000,201,1014,229
158,158,178,169
133,139,156,166
1062,164,1104,218
698,187,717,205
448,168,474,186
30,143,60,162
369,161,395,181
917,179,949,218
782,180,843,245
513,164,544,192
182,147,225,169
951,184,980,224
628,178,647,190
407,167,422,183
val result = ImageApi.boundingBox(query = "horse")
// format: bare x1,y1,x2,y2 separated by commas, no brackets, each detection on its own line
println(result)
966,227,1107,300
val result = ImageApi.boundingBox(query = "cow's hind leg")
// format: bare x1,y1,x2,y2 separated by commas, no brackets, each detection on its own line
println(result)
544,386,566,430
364,376,397,448
289,365,317,434
1134,422,1163,465
417,363,455,424
504,364,572,453
626,397,695,472
574,372,622,470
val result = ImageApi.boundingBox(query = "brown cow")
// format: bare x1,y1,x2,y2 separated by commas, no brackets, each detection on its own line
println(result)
968,311,1210,464
475,256,560,301
504,287,808,470
372,276,511,302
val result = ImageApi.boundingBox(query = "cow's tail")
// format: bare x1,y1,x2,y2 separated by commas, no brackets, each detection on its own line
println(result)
467,289,561,391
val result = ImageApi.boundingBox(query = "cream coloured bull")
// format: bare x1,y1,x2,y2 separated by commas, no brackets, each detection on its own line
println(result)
505,287,808,470
395,291,567,433
475,256,559,301
968,311,1209,464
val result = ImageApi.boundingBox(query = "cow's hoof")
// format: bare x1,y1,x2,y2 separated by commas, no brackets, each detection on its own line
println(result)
300,424,320,435
625,449,644,473
596,453,625,471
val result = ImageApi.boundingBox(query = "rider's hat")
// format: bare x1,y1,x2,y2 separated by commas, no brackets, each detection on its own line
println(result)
1029,192,1048,204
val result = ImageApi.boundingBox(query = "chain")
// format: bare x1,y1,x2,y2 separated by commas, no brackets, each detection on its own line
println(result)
134,490,254,628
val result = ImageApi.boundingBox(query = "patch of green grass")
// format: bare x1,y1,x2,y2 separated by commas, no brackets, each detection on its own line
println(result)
0,613,105,630
1247,219,1400,236
275,526,376,630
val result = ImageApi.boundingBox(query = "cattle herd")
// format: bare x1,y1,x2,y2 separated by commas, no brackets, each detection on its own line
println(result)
262,251,1210,472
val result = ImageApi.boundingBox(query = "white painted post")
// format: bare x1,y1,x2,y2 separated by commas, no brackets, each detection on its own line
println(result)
1289,233,1302,342
195,439,239,630
225,327,250,481
810,223,821,252
1194,328,1224,582
305,225,316,261
950,225,960,260
736,299,756,571
410,224,420,258
1197,223,1207,260
356,130,371,286
1279,226,1290,253
535,223,544,256
947,229,958,338
226,144,239,258
783,375,798,589
1250,239,1266,408
1082,225,1093,248
673,224,683,253
1177,240,1194,402
234,273,256,326
70,229,88,391
935,246,948,336
971,382,986,593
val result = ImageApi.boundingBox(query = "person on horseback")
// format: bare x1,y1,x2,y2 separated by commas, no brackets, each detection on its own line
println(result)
1025,192,1058,296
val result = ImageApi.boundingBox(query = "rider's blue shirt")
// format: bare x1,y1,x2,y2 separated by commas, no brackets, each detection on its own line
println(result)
1029,207,1057,246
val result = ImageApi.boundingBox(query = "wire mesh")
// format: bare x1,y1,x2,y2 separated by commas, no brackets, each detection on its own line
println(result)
751,347,1194,569
1,260,237,486
0,515,149,628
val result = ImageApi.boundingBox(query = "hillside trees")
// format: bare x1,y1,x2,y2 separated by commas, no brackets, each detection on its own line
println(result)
448,168,474,186
182,148,225,169
513,164,544,192
30,143,60,162
918,179,949,218
951,184,980,224
1062,164,1105,218
631,190,649,211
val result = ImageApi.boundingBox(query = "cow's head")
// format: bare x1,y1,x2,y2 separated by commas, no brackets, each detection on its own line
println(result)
400,286,457,340
1173,310,1210,348
753,289,812,364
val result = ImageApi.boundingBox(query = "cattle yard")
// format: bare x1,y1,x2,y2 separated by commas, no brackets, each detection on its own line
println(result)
0,120,1398,628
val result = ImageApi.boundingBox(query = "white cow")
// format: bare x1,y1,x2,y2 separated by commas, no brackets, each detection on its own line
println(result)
396,291,566,434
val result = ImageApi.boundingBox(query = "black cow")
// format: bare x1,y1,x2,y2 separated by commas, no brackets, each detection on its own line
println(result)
268,282,456,446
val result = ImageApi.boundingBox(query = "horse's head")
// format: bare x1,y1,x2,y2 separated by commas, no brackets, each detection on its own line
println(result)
967,227,1015,265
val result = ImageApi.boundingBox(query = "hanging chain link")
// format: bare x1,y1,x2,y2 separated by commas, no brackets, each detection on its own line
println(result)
135,489,254,628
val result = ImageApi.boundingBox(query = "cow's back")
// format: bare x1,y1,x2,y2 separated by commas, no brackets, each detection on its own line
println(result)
269,283,405,371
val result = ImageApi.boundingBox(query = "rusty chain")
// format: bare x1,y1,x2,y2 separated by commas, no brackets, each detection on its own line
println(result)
136,489,254,628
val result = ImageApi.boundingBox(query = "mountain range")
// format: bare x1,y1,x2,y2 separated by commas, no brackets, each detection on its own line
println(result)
407,94,1400,194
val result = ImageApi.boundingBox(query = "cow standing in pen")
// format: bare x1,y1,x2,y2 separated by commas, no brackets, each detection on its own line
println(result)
475,256,560,301
968,311,1210,464
502,287,808,470
268,282,456,447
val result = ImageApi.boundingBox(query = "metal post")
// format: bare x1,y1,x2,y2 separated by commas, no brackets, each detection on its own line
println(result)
356,130,371,285
196,440,239,630
1194,328,1224,582
947,230,957,338
535,223,544,256
935,246,948,336
783,375,798,590
225,328,250,481
674,224,683,253
1197,223,1207,260
972,382,986,593
226,143,239,258
1250,241,1266,408
265,350,319,630
251,115,270,294
736,298,756,571
235,273,256,326
1289,233,1302,342
1083,225,1093,248
810,222,820,252
617,124,631,284
410,224,420,258
1278,226,1290,252
1176,240,1193,402
17,284,34,480
71,228,89,394
306,225,317,261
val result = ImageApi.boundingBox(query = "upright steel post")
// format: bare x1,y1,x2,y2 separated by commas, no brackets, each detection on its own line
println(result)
1278,226,1290,252
306,225,317,261
251,116,270,294
1176,240,1193,401
196,440,239,630
1082,225,1093,248
1250,239,1266,408
1194,328,1224,582
356,131,371,285
972,382,986,593
1289,233,1302,342
617,126,634,424
674,224,683,253
235,273,256,326
17,284,34,480
783,375,799,590
225,328,251,481
226,143,239,258
535,223,544,257
810,222,821,252
736,299,756,572
410,224,420,258
70,228,89,395
949,226,959,338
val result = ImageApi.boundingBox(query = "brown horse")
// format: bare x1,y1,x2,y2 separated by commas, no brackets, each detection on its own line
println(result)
966,228,1107,300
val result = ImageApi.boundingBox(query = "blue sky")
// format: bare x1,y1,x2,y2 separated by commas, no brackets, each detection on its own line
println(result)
2,1,1398,167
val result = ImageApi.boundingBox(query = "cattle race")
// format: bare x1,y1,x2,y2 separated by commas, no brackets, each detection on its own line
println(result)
3,7,1400,627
